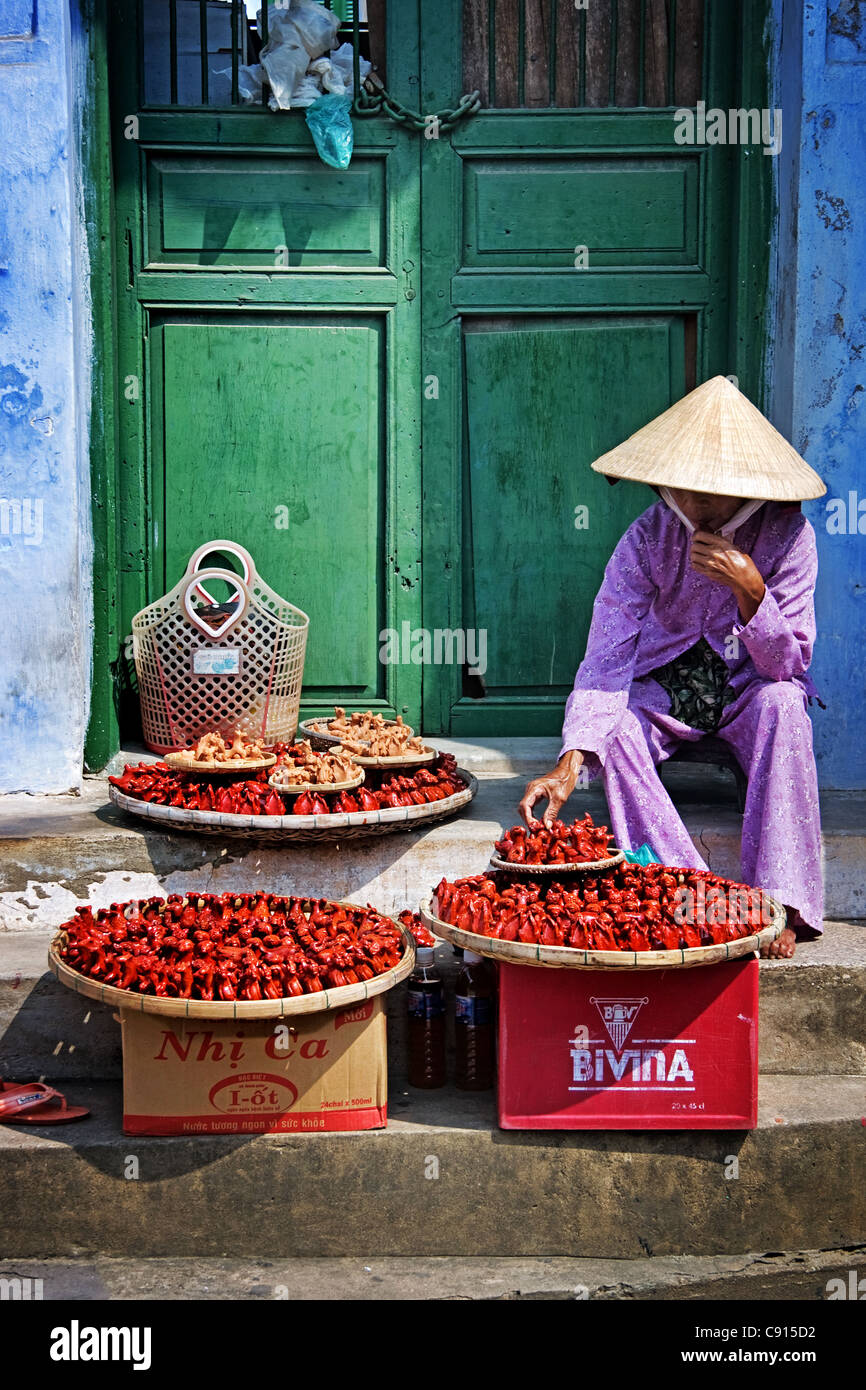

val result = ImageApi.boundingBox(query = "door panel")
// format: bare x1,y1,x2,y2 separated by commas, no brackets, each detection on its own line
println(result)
107,0,422,745
463,155,700,267
421,0,741,736
147,154,386,268
459,316,683,728
155,314,385,700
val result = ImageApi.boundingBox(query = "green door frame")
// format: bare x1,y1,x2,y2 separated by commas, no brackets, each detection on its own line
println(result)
81,0,121,771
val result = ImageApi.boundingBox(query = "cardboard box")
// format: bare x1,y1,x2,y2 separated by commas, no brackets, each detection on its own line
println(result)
498,959,758,1130
120,997,387,1135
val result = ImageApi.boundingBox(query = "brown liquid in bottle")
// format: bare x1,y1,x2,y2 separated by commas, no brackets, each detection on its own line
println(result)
454,950,495,1090
407,947,446,1088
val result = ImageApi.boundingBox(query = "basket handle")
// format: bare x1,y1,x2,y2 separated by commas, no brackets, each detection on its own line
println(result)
184,540,257,609
179,567,251,640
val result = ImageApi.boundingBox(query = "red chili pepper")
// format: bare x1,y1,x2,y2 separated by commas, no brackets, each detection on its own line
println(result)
110,758,466,819
495,814,612,866
433,862,762,952
56,893,407,1001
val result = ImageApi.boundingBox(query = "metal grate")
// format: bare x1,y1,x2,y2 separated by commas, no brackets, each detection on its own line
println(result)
463,0,704,109
141,0,372,109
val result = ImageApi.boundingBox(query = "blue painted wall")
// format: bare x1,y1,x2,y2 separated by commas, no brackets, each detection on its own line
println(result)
0,1,92,792
769,0,866,788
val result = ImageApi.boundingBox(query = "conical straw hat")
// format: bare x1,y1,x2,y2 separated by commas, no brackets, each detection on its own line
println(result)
591,376,826,500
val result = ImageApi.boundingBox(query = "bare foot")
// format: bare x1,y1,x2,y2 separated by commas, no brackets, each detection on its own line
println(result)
760,926,796,960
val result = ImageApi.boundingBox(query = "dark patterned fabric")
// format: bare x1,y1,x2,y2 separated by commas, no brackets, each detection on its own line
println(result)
649,637,734,733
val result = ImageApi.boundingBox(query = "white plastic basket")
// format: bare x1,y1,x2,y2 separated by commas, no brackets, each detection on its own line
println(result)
132,540,309,754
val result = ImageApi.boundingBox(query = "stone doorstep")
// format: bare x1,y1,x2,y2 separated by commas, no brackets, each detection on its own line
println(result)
0,1076,863,1260
0,766,864,928
1,923,865,1082
0,1247,864,1301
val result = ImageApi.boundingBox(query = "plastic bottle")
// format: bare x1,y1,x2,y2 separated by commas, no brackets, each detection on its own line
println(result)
407,946,446,1088
454,950,495,1090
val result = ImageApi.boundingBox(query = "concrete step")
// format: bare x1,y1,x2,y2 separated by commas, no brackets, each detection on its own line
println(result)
2,924,863,1083
1,1246,864,1300
0,1075,863,1260
0,747,864,930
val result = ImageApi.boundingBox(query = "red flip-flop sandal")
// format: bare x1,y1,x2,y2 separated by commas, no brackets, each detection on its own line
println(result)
0,1080,89,1124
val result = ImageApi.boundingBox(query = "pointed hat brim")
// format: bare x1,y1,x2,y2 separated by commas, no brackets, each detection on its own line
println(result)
590,376,826,501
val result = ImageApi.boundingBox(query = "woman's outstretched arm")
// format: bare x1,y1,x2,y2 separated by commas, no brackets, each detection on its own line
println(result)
521,519,657,828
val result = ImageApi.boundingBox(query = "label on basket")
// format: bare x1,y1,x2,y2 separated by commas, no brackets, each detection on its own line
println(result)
192,648,242,676
455,995,492,1026
407,989,444,1020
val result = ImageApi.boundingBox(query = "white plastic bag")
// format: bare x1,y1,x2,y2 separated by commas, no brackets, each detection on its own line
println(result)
307,56,347,96
284,1,341,58
256,2,341,110
290,72,327,107
230,10,362,112
215,62,265,103
261,35,309,109
327,41,371,93
308,42,371,96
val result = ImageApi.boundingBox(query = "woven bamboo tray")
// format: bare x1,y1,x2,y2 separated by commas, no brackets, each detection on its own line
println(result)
164,751,277,774
268,765,365,796
419,895,784,971
488,850,625,875
298,717,415,748
108,772,477,842
350,745,437,769
48,915,415,1020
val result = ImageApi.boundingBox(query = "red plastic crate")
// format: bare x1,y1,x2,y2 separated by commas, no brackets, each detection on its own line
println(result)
498,959,758,1130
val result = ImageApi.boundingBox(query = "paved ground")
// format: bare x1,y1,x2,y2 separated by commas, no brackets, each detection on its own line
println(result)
1,1248,864,1301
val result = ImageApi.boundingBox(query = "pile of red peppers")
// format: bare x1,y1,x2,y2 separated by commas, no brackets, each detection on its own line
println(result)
58,893,405,1001
494,814,613,864
397,908,436,949
109,752,464,817
108,765,286,815
434,863,765,952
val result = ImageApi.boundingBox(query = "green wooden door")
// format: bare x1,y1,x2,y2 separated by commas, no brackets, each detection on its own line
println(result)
420,0,768,736
107,1,421,742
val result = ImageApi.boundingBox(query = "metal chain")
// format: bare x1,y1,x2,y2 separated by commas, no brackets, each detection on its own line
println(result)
348,5,479,133
352,85,482,134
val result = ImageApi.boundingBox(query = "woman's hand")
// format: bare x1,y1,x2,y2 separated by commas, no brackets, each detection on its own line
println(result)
690,530,766,622
519,750,585,829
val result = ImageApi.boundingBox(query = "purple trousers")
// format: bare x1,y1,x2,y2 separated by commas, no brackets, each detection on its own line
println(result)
595,678,823,938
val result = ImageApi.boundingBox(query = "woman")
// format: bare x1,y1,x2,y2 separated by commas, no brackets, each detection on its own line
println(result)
519,377,827,959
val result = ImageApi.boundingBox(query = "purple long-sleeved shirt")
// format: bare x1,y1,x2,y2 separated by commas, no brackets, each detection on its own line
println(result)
560,500,818,760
